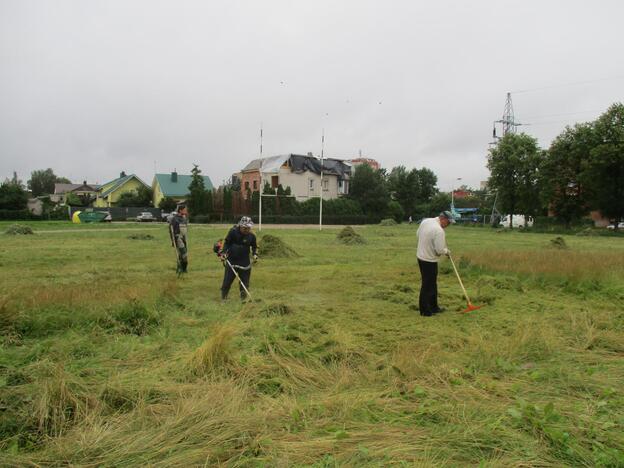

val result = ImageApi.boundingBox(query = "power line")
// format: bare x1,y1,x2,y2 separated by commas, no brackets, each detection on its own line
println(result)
522,109,604,120
511,75,624,94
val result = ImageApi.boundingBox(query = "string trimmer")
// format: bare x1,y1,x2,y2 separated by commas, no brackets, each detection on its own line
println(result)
213,239,253,300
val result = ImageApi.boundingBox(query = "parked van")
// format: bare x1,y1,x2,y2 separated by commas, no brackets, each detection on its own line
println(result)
500,214,533,228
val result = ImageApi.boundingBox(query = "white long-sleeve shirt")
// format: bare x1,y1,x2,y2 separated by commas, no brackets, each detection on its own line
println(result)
416,217,448,262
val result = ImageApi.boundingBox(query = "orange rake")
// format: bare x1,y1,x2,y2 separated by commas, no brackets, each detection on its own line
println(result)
447,252,483,314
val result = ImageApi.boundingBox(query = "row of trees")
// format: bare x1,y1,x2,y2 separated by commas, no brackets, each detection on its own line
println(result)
488,103,624,228
1,167,155,210
181,161,445,222
0,172,28,211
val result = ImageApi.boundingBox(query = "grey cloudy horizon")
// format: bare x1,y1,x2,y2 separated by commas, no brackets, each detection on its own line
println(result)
1,0,623,192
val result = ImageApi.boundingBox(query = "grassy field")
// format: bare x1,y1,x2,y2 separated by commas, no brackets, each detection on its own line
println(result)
1,221,623,466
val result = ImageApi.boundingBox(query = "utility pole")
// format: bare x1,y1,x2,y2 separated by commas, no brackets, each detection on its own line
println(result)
259,124,263,231
491,92,525,143
319,129,324,231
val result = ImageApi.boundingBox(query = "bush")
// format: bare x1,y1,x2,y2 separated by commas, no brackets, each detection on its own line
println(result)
158,197,177,212
190,214,211,224
253,214,380,225
386,200,405,223
0,209,34,220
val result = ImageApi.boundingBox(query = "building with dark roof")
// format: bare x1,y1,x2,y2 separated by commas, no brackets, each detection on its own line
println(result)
239,154,351,201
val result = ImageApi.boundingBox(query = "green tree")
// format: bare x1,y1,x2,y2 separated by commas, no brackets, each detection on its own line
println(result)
186,164,209,215
349,164,389,215
583,103,624,228
416,192,451,218
386,200,405,223
117,186,152,207
518,148,546,224
541,123,596,227
159,197,177,212
65,192,86,207
223,186,233,216
387,166,418,216
414,167,438,202
387,166,438,218
0,180,28,210
487,133,541,228
27,169,70,197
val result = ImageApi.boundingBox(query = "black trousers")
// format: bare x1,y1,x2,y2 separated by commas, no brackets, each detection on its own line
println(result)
176,246,188,273
418,259,438,315
221,265,251,299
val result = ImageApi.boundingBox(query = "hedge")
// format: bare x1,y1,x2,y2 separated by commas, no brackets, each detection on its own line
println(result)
0,209,36,220
252,214,382,225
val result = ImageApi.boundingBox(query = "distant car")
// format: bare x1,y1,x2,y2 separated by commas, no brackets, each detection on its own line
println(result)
606,222,624,230
136,212,155,222
161,212,171,222
500,214,534,228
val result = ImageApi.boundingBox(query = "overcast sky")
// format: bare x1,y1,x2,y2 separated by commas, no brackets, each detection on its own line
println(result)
1,0,623,192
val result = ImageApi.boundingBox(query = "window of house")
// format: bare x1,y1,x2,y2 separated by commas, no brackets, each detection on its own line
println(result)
244,181,250,191
323,179,329,190
309,179,314,190
271,175,279,188
253,180,258,190
339,179,349,194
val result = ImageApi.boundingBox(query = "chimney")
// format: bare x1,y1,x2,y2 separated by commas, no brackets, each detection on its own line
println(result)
307,152,313,157
83,180,87,185
120,171,126,178
171,171,178,183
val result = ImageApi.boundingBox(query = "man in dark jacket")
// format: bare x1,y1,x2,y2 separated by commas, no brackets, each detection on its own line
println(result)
220,216,258,300
169,204,189,275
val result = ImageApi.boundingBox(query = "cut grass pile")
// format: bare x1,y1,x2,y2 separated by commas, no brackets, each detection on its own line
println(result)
379,218,397,226
550,236,568,249
337,225,366,244
258,234,300,258
127,233,155,240
1,223,623,465
4,224,33,235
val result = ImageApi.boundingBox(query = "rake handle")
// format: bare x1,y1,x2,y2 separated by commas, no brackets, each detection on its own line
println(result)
447,253,472,305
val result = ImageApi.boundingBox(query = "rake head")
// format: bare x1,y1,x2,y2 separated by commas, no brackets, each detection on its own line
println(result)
462,302,483,314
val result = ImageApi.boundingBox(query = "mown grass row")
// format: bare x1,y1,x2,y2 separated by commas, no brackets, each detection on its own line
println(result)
1,224,623,465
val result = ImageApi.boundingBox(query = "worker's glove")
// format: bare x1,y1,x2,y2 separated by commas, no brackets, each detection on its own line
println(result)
444,248,451,257
253,254,259,263
219,253,228,262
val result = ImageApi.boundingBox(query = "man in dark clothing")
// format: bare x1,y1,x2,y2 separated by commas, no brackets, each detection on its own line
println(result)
219,216,258,300
169,204,189,275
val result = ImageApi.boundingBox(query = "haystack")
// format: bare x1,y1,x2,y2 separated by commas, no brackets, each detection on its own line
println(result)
337,226,365,244
259,234,300,258
4,224,33,235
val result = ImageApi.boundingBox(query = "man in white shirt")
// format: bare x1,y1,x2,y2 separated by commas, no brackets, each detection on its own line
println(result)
416,211,455,316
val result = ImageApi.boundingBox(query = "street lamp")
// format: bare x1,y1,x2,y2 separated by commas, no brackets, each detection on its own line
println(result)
451,177,462,208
